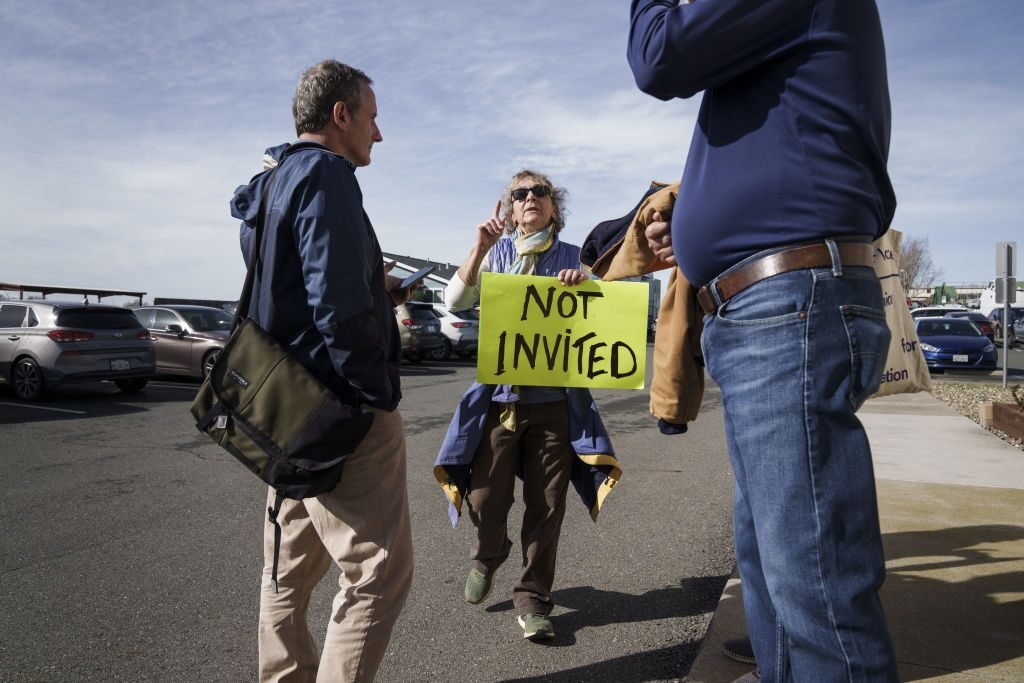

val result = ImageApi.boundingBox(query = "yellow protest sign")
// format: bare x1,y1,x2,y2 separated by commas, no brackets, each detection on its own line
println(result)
476,272,648,389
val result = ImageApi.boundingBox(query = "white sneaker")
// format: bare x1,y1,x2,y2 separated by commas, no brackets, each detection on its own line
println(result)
732,669,760,682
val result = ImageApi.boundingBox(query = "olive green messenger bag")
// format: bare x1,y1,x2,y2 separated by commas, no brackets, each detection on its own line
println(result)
190,145,374,591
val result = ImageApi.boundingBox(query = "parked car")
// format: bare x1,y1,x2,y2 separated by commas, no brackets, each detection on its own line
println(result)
987,307,1021,347
393,301,445,362
943,311,994,341
914,317,997,373
909,305,967,319
0,300,155,401
431,305,478,360
133,305,232,378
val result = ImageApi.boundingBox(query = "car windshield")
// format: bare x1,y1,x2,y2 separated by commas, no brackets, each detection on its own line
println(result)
56,308,142,329
452,309,479,321
183,309,233,332
913,308,961,318
950,313,988,323
917,319,982,337
408,306,436,321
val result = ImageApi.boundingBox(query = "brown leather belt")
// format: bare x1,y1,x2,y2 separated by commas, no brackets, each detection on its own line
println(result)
696,242,875,315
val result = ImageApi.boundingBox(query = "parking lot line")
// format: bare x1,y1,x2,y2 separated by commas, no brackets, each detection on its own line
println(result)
0,402,87,415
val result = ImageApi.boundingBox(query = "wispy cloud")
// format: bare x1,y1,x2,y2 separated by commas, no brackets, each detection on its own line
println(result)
878,0,1024,281
0,0,1021,300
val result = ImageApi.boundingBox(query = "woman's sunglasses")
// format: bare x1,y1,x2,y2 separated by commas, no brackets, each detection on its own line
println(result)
510,185,552,202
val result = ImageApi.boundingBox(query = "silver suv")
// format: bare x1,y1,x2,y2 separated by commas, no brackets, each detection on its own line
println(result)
394,301,446,362
0,301,155,401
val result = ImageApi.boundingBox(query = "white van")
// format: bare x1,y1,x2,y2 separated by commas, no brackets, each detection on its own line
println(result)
979,284,1024,316
980,286,997,316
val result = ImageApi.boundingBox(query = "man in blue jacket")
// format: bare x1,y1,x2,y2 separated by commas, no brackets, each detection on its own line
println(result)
230,60,413,682
629,2,899,681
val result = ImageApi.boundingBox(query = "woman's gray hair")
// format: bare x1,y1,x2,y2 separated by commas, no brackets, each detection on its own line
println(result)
292,60,372,136
501,169,569,234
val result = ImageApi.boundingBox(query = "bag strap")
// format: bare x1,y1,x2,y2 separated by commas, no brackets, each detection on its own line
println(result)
232,168,277,331
233,140,332,331
267,491,286,593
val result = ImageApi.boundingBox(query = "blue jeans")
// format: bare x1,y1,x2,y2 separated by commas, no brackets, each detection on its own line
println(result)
701,242,899,682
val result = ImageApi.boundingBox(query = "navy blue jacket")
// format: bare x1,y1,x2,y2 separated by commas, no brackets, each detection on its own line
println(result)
230,142,401,411
628,0,896,287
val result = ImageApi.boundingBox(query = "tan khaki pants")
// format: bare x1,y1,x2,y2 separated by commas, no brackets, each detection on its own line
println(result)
258,408,413,683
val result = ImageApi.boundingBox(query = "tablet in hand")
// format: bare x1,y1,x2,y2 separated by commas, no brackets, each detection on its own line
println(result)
399,265,436,290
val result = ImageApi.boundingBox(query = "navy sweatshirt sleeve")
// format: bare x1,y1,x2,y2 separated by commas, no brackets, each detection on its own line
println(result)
628,0,813,99
289,158,393,407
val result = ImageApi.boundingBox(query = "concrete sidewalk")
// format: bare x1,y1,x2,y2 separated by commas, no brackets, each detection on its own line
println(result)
686,391,1024,682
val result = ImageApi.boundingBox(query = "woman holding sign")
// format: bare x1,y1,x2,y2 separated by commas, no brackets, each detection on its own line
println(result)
433,169,621,642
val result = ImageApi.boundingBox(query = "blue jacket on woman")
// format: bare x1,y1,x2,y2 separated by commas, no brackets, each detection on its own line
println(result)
433,234,622,526
433,382,620,527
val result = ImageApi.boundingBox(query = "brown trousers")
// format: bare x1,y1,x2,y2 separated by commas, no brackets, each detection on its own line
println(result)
258,408,413,683
466,401,576,616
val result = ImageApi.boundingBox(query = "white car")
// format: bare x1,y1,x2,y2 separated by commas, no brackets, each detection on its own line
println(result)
431,305,479,360
909,305,967,319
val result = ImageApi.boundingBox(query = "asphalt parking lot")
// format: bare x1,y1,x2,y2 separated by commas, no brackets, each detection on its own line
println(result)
0,350,737,682
2,340,1020,682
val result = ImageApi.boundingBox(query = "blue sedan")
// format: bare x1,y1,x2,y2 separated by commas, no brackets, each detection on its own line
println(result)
915,317,997,372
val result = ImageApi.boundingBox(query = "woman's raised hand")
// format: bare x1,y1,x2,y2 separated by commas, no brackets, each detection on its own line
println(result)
475,199,505,252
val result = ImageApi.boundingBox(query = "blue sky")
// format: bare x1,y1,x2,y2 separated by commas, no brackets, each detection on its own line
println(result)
1,0,1021,302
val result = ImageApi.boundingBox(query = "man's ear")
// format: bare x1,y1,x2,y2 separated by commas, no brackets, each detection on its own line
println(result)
332,101,348,129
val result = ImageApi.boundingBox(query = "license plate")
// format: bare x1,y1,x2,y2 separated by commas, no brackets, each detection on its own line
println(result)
110,359,130,371
952,354,969,363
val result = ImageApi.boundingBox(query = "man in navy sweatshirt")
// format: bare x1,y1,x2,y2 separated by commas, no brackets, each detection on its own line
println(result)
629,2,899,681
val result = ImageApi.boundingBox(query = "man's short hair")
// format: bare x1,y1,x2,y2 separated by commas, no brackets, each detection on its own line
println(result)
292,60,372,136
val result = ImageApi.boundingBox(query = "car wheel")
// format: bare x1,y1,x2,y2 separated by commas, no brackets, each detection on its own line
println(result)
202,349,221,378
115,378,148,393
427,339,452,361
12,357,45,402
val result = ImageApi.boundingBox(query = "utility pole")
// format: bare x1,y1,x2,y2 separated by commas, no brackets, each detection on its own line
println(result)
995,242,1017,389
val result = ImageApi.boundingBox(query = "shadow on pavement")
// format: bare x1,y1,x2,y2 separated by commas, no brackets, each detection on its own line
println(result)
882,524,1024,681
486,575,730,669
0,386,149,424
496,642,704,683
0,379,200,424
